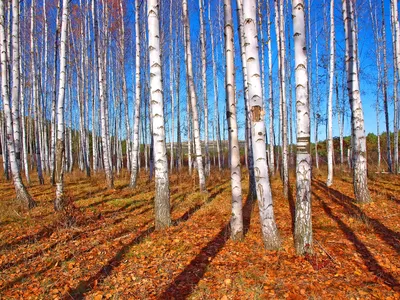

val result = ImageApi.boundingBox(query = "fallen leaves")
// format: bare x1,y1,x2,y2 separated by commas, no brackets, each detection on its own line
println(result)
0,170,399,299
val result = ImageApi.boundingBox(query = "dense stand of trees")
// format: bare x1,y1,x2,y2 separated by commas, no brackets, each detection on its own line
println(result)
0,0,399,255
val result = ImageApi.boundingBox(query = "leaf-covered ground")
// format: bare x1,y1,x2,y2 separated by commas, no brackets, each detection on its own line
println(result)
0,168,399,299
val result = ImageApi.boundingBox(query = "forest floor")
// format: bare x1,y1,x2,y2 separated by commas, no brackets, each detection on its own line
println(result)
0,167,399,299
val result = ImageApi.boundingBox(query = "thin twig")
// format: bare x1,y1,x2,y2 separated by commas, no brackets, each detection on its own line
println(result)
315,238,341,266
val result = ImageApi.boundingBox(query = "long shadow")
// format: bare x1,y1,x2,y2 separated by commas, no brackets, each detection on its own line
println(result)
243,193,256,236
287,184,295,234
160,224,231,299
162,195,255,299
314,193,399,289
0,231,81,272
65,226,155,299
65,188,217,300
313,180,400,254
0,225,56,251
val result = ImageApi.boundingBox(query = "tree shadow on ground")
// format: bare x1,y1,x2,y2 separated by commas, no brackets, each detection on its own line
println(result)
313,180,400,254
65,185,228,299
161,195,255,299
313,192,400,290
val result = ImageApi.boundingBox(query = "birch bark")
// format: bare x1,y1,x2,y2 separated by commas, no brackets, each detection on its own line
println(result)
0,0,36,209
342,0,371,203
54,0,69,211
293,0,312,255
243,0,280,249
148,0,171,229
225,0,243,240
183,0,206,191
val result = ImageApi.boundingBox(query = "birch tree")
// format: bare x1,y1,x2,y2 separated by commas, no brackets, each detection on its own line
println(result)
224,0,243,241
293,0,312,255
54,0,69,211
326,0,335,186
0,0,36,209
11,0,21,172
148,0,171,229
183,0,206,192
342,0,371,203
199,0,209,176
30,0,44,184
236,0,256,198
380,0,392,173
391,0,400,174
130,0,141,188
94,0,113,189
243,0,281,249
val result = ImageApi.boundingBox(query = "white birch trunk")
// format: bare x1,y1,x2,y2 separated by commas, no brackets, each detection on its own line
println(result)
119,0,132,174
381,0,392,173
267,0,275,176
391,0,400,174
20,51,29,183
148,0,171,229
130,0,141,188
225,0,243,241
169,0,175,172
236,0,256,198
209,5,222,171
94,0,113,188
11,0,20,171
293,0,312,255
0,0,35,208
183,0,206,191
30,0,44,184
342,0,371,203
54,0,68,211
279,0,289,198
199,0,209,176
326,0,335,186
243,0,280,249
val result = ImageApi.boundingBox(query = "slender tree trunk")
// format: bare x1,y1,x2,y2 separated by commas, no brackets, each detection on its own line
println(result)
243,0,280,250
148,0,171,229
0,0,36,209
20,51,29,183
209,5,222,171
326,0,335,186
293,0,312,255
342,0,371,203
267,0,275,176
391,0,400,174
381,0,392,173
94,0,113,189
225,0,243,241
130,0,141,188
11,0,21,172
183,0,206,192
199,0,209,176
54,0,69,211
31,0,44,185
236,0,256,198
279,0,289,198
